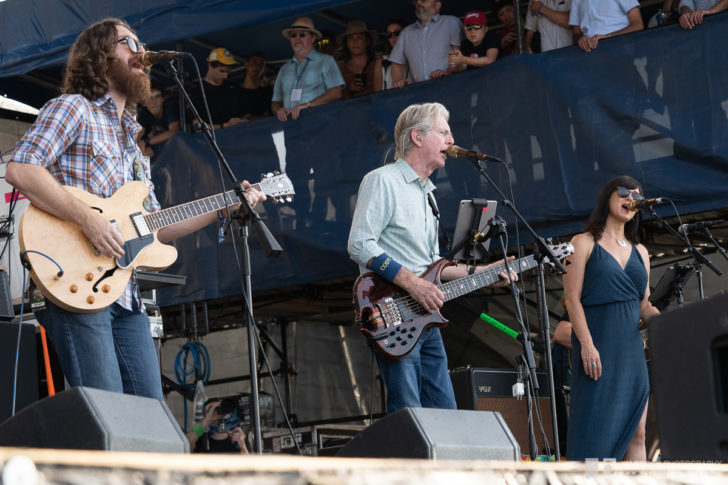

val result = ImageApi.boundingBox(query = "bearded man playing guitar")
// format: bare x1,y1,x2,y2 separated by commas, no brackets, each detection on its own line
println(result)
6,18,265,400
347,102,516,413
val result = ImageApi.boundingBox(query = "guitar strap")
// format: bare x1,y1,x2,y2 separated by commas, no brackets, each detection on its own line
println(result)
427,192,452,252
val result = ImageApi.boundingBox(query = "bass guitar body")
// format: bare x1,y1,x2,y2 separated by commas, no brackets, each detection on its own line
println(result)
353,258,455,359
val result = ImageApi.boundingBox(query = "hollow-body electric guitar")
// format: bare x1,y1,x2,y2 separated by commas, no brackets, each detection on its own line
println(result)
353,243,574,359
19,172,294,313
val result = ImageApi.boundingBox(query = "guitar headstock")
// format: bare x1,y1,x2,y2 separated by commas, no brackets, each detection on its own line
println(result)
258,172,295,204
545,242,575,266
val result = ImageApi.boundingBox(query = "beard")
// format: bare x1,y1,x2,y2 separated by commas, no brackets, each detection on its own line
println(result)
416,5,436,20
107,58,151,106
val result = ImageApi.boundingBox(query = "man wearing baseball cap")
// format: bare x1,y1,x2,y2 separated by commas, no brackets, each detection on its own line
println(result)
271,16,344,122
188,47,245,130
448,10,500,72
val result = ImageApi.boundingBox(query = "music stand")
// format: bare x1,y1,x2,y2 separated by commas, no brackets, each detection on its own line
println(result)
449,199,498,264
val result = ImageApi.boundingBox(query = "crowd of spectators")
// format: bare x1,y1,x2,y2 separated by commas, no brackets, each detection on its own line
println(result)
135,0,728,153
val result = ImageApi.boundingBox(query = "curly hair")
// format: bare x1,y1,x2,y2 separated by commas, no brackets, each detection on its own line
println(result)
585,175,643,245
62,18,133,100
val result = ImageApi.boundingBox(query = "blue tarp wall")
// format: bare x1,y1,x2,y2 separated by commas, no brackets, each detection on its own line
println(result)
152,16,728,307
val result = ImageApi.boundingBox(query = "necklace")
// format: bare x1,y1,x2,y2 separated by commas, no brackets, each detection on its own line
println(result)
617,239,628,248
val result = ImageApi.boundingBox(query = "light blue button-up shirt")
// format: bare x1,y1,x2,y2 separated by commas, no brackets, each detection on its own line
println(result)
388,14,462,83
348,159,440,276
272,49,345,108
678,0,722,10
569,0,640,37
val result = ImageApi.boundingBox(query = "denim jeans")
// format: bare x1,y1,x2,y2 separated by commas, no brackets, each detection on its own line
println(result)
41,300,163,400
375,327,457,413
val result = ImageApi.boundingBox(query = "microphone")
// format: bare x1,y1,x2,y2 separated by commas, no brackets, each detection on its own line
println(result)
445,145,500,162
627,197,666,211
679,219,726,234
140,50,186,66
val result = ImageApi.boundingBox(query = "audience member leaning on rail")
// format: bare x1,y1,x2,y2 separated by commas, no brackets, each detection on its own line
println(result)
678,0,728,29
569,0,644,53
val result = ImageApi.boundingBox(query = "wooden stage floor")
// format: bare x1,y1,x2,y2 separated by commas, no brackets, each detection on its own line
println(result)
1,447,727,485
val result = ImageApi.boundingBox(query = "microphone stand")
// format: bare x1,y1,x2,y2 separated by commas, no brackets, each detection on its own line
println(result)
646,208,722,300
702,227,728,262
165,60,288,454
463,155,566,460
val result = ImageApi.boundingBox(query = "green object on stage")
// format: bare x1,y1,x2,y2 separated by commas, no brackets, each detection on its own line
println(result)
480,313,519,339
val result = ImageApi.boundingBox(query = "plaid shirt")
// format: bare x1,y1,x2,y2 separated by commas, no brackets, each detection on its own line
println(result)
12,93,160,311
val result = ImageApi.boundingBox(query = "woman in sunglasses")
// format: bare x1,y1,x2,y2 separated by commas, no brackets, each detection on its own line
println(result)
562,175,660,461
381,19,406,90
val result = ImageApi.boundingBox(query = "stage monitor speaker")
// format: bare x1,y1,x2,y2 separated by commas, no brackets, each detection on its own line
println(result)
0,386,189,453
336,407,520,460
451,367,555,456
649,293,728,462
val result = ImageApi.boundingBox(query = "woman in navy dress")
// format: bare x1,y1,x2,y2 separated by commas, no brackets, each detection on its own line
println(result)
563,176,660,461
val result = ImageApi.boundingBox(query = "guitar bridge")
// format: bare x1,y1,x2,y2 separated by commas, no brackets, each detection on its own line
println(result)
380,297,403,327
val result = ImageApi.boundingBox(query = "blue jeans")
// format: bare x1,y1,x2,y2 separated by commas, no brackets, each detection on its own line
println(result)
41,301,163,400
375,327,457,413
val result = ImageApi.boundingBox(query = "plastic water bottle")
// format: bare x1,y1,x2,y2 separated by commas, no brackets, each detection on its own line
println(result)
193,380,207,421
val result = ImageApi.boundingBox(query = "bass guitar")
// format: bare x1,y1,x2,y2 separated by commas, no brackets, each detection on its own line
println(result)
353,243,574,359
19,172,294,313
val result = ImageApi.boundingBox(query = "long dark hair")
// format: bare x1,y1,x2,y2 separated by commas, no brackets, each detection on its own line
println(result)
62,18,133,100
340,33,375,62
585,175,643,245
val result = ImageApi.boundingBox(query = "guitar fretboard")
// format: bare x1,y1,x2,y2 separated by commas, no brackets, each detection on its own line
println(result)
143,188,252,231
439,255,537,302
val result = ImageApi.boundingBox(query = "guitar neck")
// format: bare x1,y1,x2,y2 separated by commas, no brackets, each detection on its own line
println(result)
142,185,259,231
439,255,536,302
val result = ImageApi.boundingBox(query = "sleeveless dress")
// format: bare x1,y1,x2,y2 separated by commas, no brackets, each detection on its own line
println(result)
566,243,649,460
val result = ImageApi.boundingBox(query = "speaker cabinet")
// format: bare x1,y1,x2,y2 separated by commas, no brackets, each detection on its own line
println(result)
0,322,38,422
451,367,555,456
337,407,520,460
0,386,189,453
649,293,728,462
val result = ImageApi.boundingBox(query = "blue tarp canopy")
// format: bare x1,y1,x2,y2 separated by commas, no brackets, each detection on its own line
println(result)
0,0,359,77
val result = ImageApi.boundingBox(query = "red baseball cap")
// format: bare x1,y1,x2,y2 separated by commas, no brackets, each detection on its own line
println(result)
463,10,487,26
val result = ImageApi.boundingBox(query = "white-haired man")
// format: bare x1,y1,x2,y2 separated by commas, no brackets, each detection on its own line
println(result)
347,103,515,412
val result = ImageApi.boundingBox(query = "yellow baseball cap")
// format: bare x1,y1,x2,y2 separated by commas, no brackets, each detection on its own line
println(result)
206,48,238,65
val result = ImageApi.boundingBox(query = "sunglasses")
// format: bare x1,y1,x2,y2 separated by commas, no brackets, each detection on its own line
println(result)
118,36,147,53
465,25,485,31
289,31,310,39
616,186,644,200
384,30,402,39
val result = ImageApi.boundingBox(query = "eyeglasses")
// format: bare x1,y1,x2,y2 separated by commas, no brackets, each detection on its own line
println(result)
465,25,485,31
384,30,402,39
118,36,147,53
616,186,644,200
289,31,310,39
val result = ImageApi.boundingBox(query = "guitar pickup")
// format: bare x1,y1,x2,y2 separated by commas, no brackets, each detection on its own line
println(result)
130,212,151,237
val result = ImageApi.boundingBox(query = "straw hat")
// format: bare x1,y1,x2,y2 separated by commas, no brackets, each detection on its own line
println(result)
281,16,323,40
336,20,378,45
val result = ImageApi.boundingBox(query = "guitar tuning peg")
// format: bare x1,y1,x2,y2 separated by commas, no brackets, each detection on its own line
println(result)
260,173,267,179
266,172,274,178
273,170,280,175
286,196,292,203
